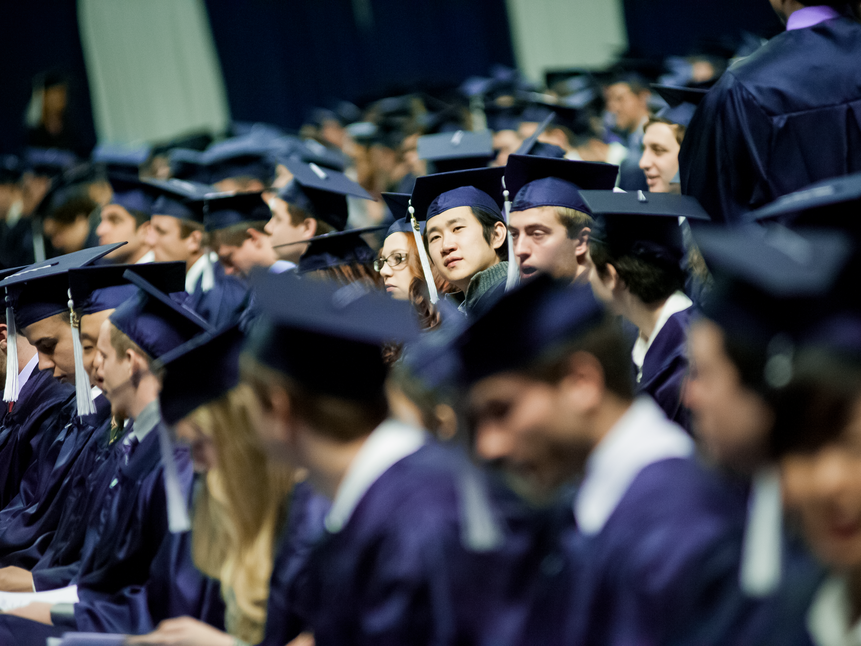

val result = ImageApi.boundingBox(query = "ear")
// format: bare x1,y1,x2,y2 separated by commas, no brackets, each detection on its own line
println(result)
0,323,7,348
246,227,264,247
491,221,508,251
558,351,606,416
185,229,204,254
302,218,318,239
575,227,591,257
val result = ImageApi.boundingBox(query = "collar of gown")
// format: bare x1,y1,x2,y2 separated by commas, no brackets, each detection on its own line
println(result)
786,5,840,30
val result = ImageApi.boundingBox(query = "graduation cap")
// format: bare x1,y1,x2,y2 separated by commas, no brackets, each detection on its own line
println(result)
484,103,523,132
455,275,607,385
417,130,495,173
168,148,211,184
651,84,709,128
110,269,211,361
295,226,387,274
145,178,213,223
246,271,421,400
23,147,78,178
506,154,619,214
66,261,187,414
108,173,158,215
294,138,349,172
277,159,374,232
201,137,276,185
200,191,272,232
580,190,710,267
381,193,418,238
92,143,152,175
0,243,124,411
156,324,244,427
0,154,22,184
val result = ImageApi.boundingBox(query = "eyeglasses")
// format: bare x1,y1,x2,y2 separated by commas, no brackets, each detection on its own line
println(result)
374,252,409,272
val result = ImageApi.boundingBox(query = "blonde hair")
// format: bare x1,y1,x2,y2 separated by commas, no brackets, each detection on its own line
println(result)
189,384,294,644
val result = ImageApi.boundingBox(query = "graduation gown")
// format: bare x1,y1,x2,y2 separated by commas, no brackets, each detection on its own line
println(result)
636,307,693,432
0,393,110,568
187,257,251,329
0,368,72,508
680,16,861,224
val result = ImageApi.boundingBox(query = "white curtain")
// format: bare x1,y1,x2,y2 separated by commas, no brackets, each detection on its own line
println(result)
505,0,628,82
78,0,230,144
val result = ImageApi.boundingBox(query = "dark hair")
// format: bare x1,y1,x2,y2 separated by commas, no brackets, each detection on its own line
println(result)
286,203,335,236
127,207,150,229
526,319,636,401
589,240,685,305
555,207,592,240
47,194,97,227
470,205,508,261
772,348,861,458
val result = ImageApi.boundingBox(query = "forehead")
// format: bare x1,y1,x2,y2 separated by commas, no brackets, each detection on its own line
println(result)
101,204,134,221
509,205,564,229
606,82,635,98
469,372,541,404
150,214,181,233
427,205,478,232
22,314,68,341
644,122,679,146
382,231,412,254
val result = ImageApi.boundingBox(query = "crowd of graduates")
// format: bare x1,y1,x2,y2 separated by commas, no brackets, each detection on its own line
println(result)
2,1,861,644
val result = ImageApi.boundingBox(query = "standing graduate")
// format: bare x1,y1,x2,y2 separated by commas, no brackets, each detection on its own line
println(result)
144,178,251,329
581,190,710,430
680,0,861,223
457,276,763,644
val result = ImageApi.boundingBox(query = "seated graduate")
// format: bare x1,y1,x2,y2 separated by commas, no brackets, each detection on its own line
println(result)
0,271,209,636
202,191,279,279
503,153,618,283
241,272,497,644
266,159,375,271
0,246,120,570
97,174,154,265
143,178,250,329
581,190,710,430
0,263,186,594
123,326,295,645
410,167,511,317
458,275,762,644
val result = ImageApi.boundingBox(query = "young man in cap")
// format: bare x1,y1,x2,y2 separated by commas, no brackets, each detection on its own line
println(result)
582,190,710,430
459,276,763,644
96,175,154,265
604,73,652,192
266,159,375,267
411,167,510,317
504,154,618,283
145,178,250,329
681,1,861,224
202,191,279,279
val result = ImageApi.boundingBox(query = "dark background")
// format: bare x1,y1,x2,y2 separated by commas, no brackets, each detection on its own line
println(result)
0,0,785,152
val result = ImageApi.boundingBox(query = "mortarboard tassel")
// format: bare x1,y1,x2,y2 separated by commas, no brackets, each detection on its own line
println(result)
3,290,19,404
408,202,440,305
501,178,520,292
68,289,96,417
740,465,783,597
159,422,191,533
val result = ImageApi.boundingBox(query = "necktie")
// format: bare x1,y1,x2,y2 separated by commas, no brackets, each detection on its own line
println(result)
122,436,140,465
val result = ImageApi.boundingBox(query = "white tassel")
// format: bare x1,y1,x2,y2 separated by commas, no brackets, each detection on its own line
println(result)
158,422,190,533
69,290,96,417
740,466,783,597
4,292,19,403
409,204,439,305
501,180,519,292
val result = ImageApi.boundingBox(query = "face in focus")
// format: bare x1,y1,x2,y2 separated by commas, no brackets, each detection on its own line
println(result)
96,204,151,263
640,123,681,193
426,206,504,293
685,320,774,471
264,199,314,264
145,215,196,263
509,207,583,281
95,320,133,418
783,396,861,569
80,309,113,389
22,314,75,383
377,232,415,300
605,83,650,134
216,231,278,278
174,418,218,473
468,372,592,501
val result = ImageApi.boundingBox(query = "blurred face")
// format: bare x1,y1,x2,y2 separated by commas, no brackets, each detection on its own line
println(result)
467,371,592,501
216,231,278,278
509,207,582,281
401,133,426,177
426,206,503,292
640,123,681,193
145,214,195,263
44,215,91,254
493,130,523,168
264,199,313,263
783,396,861,569
97,204,151,263
22,314,75,383
605,83,650,133
685,320,773,471
80,309,113,389
42,85,68,114
95,320,133,417
175,418,218,473
377,232,414,300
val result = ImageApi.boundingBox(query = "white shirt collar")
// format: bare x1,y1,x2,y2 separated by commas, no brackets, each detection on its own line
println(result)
325,419,427,533
575,396,694,536
130,399,161,443
15,354,39,399
632,290,693,377
807,575,861,646
185,253,215,294
270,260,297,274
136,250,155,264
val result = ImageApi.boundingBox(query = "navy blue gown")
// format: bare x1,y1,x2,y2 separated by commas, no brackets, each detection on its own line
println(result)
187,259,251,329
680,16,861,224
